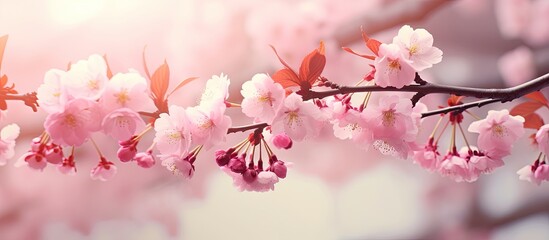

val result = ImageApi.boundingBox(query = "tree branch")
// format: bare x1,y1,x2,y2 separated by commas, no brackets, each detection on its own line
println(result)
227,123,268,134
304,73,549,102
421,98,503,118
2,92,38,112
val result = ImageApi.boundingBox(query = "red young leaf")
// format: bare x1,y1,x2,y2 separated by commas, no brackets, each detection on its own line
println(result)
0,35,8,74
367,38,381,56
103,54,113,79
272,68,300,89
342,47,376,60
167,77,200,98
150,60,170,101
0,74,7,88
523,112,544,130
299,41,326,88
0,99,6,110
525,91,549,107
142,46,152,80
510,101,544,117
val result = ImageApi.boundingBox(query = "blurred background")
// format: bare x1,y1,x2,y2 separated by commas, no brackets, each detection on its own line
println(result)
1,0,549,239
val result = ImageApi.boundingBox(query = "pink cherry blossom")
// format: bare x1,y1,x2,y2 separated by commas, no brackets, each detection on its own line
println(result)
100,71,152,112
90,158,117,181
332,108,373,147
535,124,549,156
101,108,146,141
364,95,418,142
392,25,443,71
153,105,192,156
221,167,279,192
0,123,20,166
57,155,76,175
158,154,194,179
517,160,549,185
186,105,232,149
199,73,230,110
18,152,47,171
439,154,471,182
64,54,109,100
466,148,504,175
373,43,416,89
271,92,325,141
468,109,525,154
36,69,69,114
241,73,285,123
44,144,64,164
135,151,156,168
498,46,535,86
413,138,440,172
272,133,293,150
44,98,102,147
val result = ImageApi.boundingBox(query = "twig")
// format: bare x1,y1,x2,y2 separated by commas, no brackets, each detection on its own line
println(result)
227,123,268,134
421,98,503,118
303,73,549,102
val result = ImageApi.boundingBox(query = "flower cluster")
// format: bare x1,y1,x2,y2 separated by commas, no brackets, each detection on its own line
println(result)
19,54,152,180
2,24,545,191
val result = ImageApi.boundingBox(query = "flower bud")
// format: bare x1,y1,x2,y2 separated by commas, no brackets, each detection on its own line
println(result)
117,146,136,162
228,155,246,174
135,151,155,168
269,160,288,178
45,145,63,164
242,168,258,183
272,133,292,149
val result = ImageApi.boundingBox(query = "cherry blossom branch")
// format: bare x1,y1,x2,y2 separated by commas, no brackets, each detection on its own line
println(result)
227,123,269,134
303,73,549,102
334,0,452,46
1,92,39,112
421,98,503,118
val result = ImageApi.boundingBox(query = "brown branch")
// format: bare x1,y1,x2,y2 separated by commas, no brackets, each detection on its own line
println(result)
304,73,549,102
421,98,504,118
227,123,268,134
2,92,38,112
334,0,453,46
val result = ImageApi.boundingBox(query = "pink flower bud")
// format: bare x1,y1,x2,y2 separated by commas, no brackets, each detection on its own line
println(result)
272,133,293,149
175,159,194,179
242,168,258,183
45,145,63,164
58,155,76,175
30,137,43,153
269,160,288,179
215,149,233,166
228,155,246,174
534,164,549,181
25,153,47,171
117,146,136,162
90,159,117,181
135,151,155,168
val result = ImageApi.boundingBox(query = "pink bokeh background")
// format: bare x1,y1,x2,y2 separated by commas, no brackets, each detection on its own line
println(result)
1,0,549,239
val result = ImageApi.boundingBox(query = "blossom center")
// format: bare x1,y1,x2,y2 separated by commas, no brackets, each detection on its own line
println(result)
87,79,100,90
491,124,508,137
115,116,129,128
115,89,130,105
408,45,418,56
167,131,182,144
259,93,274,106
388,59,401,70
382,109,396,127
64,114,78,127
